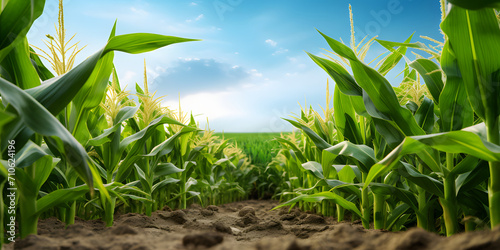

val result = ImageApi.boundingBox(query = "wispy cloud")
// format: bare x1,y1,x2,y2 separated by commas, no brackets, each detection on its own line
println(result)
186,14,204,22
130,7,149,16
272,48,289,55
189,2,198,6
265,39,277,47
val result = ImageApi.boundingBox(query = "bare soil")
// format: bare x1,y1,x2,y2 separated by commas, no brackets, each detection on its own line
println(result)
5,200,500,250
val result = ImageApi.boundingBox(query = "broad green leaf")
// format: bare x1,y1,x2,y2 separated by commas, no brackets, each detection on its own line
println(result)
1,38,40,89
369,183,419,212
319,30,425,136
274,137,307,163
35,184,89,216
0,77,93,187
88,106,139,146
152,177,180,193
439,41,474,132
0,0,45,61
29,47,54,81
397,163,444,197
365,122,500,188
3,31,198,153
377,34,413,76
324,141,377,174
414,96,435,133
272,191,366,224
14,140,49,168
373,118,405,149
307,52,362,96
409,59,444,104
456,160,489,194
441,6,500,121
448,0,500,10
154,163,184,179
285,118,331,150
386,204,411,230
450,155,481,175
301,161,324,179
103,33,199,54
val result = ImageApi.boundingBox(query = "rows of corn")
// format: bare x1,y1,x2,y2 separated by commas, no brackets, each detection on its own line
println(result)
1,0,500,247
270,1,500,236
0,0,265,246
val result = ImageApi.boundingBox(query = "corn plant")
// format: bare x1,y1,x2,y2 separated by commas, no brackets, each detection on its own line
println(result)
0,0,201,240
273,0,500,237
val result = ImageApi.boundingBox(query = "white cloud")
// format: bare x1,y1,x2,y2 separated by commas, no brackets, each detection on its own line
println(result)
130,7,149,16
272,48,289,56
186,14,204,22
249,69,263,77
265,39,277,47
190,2,198,6
162,91,239,121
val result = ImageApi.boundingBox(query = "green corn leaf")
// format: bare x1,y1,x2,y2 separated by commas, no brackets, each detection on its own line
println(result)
103,33,199,54
439,42,474,132
318,30,425,137
377,34,413,76
365,122,500,189
272,191,366,224
333,164,362,183
447,0,500,10
456,160,489,194
0,77,93,188
0,0,45,61
1,38,40,89
3,30,198,153
301,161,324,179
152,177,180,193
35,184,89,216
441,6,500,121
154,163,184,179
324,141,377,174
274,137,307,163
386,204,411,230
88,106,139,146
397,162,444,197
284,118,331,150
307,52,362,96
409,59,444,104
369,183,419,212
373,118,405,149
29,47,54,81
414,96,435,133
450,155,481,175
14,140,49,169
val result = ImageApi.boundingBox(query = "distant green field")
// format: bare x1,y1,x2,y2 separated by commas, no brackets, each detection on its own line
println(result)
215,132,286,166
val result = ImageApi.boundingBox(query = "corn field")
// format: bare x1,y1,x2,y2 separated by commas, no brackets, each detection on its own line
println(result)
1,0,500,248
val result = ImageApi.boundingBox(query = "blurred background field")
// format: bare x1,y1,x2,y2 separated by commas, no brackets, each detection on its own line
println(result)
215,132,289,166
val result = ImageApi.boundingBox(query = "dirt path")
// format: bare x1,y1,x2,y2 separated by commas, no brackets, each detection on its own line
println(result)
6,200,500,250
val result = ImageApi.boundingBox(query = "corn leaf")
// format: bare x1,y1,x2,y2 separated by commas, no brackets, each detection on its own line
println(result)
441,6,500,121
0,0,45,61
447,0,500,10
0,77,93,187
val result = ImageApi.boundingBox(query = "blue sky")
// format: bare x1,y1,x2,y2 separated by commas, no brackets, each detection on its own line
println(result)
28,0,443,132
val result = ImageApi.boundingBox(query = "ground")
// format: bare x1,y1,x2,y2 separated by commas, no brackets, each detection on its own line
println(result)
6,200,500,250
